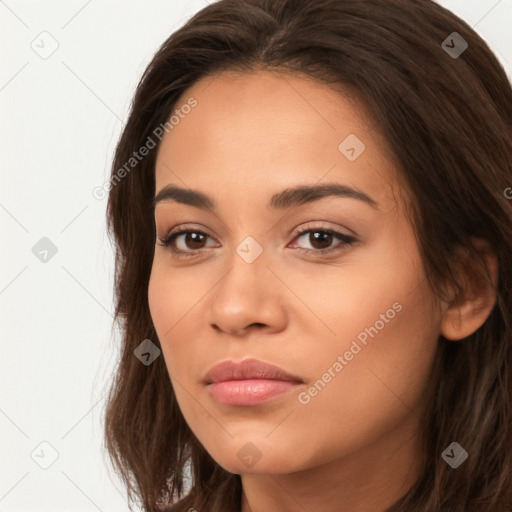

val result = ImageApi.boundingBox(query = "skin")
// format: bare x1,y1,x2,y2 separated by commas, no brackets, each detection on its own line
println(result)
148,69,498,512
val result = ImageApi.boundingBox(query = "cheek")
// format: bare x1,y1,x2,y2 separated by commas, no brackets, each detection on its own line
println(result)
148,262,205,342
148,269,173,343
334,242,439,406
269,284,440,471
336,280,436,414
148,263,210,394
148,266,190,371
289,237,440,454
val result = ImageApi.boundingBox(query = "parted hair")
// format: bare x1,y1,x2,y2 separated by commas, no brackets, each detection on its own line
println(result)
103,0,512,510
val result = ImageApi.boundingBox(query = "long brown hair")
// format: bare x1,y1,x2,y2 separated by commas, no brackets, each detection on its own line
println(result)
103,0,512,510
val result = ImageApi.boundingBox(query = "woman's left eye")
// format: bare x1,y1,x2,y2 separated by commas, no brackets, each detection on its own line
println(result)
289,227,356,255
157,226,356,258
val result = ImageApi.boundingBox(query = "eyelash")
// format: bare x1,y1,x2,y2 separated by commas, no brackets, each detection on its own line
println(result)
157,224,357,259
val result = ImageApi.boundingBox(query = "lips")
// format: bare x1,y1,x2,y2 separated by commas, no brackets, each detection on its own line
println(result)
203,358,303,384
203,358,304,406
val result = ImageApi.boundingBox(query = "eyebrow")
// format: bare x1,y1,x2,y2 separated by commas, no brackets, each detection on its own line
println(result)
152,183,380,211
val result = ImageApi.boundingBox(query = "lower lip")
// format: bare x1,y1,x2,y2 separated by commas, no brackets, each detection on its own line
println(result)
207,379,301,406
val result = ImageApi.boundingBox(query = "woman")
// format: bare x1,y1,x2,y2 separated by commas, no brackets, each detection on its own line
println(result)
103,0,512,510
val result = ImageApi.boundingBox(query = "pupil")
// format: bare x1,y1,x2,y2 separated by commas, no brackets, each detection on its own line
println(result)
187,232,205,248
311,231,331,249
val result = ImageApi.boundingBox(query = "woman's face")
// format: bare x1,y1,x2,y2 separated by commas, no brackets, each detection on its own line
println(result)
148,70,442,476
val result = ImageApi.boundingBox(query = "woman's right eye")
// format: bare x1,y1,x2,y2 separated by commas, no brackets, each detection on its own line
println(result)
157,228,218,258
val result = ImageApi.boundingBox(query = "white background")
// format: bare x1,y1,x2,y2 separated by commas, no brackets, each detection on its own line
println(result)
1,1,511,510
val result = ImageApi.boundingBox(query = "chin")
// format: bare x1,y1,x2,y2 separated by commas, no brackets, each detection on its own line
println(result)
205,441,305,476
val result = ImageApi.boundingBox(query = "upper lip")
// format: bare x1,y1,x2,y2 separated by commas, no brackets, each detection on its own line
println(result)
203,358,303,385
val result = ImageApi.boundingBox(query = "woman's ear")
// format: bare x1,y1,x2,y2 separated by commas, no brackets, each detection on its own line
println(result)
440,237,499,341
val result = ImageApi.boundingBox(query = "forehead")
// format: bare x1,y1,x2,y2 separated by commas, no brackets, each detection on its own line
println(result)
154,69,404,213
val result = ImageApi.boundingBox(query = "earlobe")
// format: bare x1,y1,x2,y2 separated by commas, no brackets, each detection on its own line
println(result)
440,238,498,341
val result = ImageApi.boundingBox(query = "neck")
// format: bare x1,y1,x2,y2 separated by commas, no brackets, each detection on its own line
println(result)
240,416,425,512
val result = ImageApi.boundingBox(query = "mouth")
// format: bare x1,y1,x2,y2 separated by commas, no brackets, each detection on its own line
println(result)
203,358,304,406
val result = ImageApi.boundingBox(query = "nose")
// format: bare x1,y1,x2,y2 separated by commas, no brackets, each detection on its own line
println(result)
208,251,288,337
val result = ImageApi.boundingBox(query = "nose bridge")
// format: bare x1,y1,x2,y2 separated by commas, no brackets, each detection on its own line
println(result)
218,234,269,299
208,234,286,333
